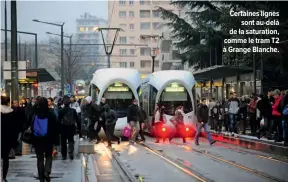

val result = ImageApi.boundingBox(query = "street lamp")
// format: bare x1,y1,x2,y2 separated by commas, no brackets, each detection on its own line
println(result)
33,19,65,94
46,32,73,93
150,48,158,73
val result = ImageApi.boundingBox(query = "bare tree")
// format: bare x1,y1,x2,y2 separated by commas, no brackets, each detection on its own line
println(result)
47,36,86,86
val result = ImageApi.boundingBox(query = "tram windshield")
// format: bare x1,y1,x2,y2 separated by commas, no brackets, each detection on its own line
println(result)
159,82,193,115
103,82,135,118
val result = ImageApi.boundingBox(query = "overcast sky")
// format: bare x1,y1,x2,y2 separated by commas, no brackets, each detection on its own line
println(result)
1,1,108,43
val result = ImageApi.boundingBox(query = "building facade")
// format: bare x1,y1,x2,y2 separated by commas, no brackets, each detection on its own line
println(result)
108,0,181,74
76,13,108,68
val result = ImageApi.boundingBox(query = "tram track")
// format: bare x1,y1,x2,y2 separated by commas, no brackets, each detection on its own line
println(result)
141,140,287,182
83,143,137,182
135,142,214,182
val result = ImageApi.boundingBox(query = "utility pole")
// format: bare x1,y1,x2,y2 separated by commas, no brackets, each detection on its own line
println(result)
11,0,18,101
4,0,8,90
98,28,122,68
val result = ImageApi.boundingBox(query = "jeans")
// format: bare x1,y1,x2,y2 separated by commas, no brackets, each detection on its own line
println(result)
195,122,213,144
229,114,237,133
282,120,285,139
129,121,140,142
34,144,53,180
16,132,22,154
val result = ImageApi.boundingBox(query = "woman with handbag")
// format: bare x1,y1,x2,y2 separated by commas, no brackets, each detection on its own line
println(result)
1,96,18,182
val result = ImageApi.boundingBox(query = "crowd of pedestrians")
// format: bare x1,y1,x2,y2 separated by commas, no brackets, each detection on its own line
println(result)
205,90,288,146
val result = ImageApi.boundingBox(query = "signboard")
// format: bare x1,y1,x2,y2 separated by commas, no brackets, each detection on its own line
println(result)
3,61,26,80
165,82,185,92
108,87,129,92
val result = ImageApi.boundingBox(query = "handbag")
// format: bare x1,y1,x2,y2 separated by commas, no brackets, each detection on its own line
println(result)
21,127,33,144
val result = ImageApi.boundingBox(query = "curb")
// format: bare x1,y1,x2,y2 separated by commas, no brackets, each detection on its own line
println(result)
144,131,288,157
207,132,288,157
111,149,138,182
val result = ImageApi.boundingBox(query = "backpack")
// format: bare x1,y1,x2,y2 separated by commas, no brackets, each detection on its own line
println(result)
33,115,48,137
61,109,76,126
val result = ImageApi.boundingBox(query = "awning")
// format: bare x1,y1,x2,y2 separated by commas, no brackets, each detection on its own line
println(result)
27,68,60,82
193,65,253,80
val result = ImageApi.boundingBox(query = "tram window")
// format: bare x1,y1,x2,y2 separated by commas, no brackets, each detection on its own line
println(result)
149,86,157,116
159,90,193,115
103,83,135,118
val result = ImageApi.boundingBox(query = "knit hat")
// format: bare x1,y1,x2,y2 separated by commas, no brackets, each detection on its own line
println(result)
85,96,92,104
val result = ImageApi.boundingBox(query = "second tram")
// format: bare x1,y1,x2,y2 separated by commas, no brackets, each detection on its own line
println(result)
89,68,141,136
140,70,197,137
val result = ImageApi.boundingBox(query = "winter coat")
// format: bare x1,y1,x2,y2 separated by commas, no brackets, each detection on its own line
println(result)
1,105,18,152
196,104,209,123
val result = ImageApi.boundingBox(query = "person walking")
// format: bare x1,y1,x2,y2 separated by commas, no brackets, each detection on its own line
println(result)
30,97,58,182
84,96,101,143
103,104,120,147
195,98,216,146
127,99,140,144
58,96,79,160
1,96,18,182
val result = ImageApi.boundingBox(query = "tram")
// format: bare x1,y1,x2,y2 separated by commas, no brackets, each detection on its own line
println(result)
89,68,142,136
140,70,197,137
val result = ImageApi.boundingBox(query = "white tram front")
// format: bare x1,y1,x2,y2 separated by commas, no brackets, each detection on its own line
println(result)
89,68,141,136
140,70,197,137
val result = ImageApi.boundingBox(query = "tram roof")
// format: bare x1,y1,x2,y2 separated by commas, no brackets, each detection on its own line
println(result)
91,68,141,91
144,70,195,90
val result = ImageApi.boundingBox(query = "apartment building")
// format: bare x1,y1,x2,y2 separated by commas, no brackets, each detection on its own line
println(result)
108,0,180,74
76,13,108,68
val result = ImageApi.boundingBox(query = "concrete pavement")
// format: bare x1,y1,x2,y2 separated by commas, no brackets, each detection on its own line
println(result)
6,154,84,182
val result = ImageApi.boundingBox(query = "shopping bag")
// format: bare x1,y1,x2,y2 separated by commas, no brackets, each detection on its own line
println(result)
123,125,132,138
21,127,33,144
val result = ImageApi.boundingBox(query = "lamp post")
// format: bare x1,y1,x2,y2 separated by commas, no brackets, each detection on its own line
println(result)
150,48,158,73
46,32,73,93
10,0,18,101
33,19,65,94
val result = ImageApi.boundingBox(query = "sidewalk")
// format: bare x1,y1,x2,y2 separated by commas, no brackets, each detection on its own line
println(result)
206,130,288,157
6,154,84,182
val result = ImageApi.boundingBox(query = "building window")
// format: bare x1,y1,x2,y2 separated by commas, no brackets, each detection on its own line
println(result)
119,62,127,68
79,27,85,32
119,0,125,5
119,24,127,29
119,36,127,44
140,22,151,30
119,11,126,17
140,10,150,18
130,62,135,68
129,0,134,5
120,49,127,55
129,11,134,17
140,0,150,5
155,60,159,67
129,24,134,31
85,27,89,32
140,47,150,56
152,10,160,17
129,36,135,42
140,60,151,68
130,49,135,55
152,22,163,30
